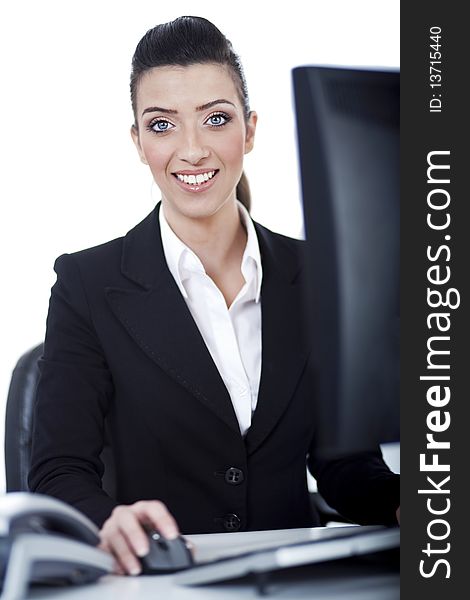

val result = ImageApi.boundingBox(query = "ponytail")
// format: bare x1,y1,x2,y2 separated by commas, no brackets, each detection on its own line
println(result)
236,171,251,213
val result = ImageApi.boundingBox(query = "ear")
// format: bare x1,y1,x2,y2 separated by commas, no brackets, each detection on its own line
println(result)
130,124,148,165
244,111,258,155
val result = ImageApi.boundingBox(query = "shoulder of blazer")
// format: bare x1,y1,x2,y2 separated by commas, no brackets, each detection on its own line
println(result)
253,220,306,285
53,207,163,290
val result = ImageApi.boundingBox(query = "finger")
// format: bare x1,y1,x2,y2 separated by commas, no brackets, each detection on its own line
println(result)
97,539,125,576
106,529,142,576
133,500,180,539
113,561,126,576
112,507,151,558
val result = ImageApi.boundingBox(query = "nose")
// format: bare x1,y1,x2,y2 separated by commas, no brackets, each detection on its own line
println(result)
177,127,210,165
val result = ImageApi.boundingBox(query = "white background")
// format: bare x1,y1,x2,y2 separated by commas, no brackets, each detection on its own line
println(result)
0,1,399,490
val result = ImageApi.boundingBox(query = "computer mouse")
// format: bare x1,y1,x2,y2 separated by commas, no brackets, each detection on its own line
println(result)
139,529,194,574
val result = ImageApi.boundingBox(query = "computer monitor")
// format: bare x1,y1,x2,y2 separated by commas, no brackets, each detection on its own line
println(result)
292,66,399,456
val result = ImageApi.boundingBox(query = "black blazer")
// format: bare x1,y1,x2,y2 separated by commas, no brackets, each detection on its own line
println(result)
29,204,399,532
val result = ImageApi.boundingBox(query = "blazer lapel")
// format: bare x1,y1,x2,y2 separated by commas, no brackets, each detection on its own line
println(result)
245,224,310,455
105,205,240,435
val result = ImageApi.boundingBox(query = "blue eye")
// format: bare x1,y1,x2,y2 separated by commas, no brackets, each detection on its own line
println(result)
206,112,231,127
147,119,174,134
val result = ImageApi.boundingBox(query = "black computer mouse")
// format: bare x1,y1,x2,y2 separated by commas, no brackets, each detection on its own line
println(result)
139,530,194,574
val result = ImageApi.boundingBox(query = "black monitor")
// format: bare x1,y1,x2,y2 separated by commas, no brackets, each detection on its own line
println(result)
292,66,399,456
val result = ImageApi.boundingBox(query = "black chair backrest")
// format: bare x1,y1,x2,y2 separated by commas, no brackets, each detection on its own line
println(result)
4,343,43,491
4,343,116,497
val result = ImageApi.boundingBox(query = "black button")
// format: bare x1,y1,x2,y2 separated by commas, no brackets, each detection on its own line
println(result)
223,513,241,531
225,467,244,485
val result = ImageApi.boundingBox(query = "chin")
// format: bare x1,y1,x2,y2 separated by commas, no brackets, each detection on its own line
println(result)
164,193,235,221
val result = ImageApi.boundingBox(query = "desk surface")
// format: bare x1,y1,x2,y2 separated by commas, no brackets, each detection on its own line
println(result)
26,562,399,600
24,528,399,599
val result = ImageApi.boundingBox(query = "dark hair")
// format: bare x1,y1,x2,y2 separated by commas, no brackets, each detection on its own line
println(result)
130,16,252,211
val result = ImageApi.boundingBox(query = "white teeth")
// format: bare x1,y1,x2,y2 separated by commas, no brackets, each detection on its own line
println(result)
175,170,216,185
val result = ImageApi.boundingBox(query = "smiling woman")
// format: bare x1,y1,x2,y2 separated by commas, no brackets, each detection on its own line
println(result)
28,15,400,578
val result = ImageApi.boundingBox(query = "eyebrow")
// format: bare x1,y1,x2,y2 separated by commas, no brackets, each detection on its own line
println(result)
141,99,236,118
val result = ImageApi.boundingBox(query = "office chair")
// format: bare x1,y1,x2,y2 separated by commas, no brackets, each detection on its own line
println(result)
4,343,43,492
4,343,116,496
4,344,340,524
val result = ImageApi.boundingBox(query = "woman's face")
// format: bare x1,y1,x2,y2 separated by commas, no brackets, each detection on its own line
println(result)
131,63,257,222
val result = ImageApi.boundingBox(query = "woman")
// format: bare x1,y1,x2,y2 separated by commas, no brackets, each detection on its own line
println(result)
29,16,399,576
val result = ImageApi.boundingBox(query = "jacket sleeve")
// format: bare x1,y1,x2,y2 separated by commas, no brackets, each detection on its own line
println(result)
308,448,400,526
28,253,118,527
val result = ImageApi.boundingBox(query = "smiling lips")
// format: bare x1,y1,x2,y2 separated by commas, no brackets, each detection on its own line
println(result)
172,169,219,191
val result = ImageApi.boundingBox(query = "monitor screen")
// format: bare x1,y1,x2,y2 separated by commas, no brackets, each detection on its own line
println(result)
292,66,399,456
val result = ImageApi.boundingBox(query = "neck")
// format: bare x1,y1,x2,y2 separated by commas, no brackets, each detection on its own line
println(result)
162,199,247,274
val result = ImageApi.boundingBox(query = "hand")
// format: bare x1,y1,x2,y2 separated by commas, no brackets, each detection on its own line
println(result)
98,500,180,576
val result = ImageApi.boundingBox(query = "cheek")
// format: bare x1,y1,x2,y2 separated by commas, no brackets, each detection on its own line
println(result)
214,131,246,165
141,141,171,178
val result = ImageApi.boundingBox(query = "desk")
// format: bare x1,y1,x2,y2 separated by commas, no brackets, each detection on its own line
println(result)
25,561,399,599
23,528,399,599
